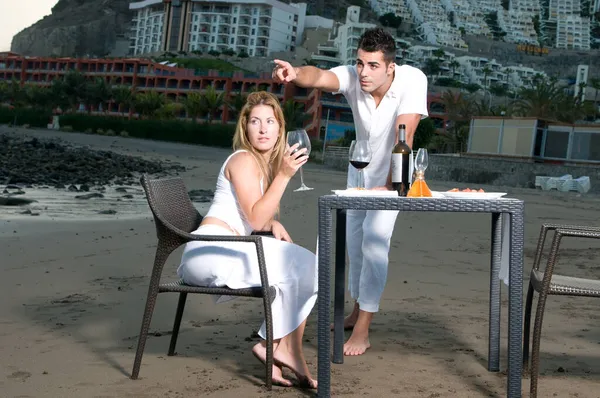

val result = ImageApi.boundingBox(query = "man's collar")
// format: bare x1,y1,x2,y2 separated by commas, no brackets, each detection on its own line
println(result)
386,64,401,98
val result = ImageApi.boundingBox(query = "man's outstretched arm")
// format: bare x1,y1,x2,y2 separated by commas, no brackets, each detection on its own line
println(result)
272,59,341,92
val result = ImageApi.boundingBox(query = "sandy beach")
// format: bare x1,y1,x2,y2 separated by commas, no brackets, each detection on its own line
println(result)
2,127,600,397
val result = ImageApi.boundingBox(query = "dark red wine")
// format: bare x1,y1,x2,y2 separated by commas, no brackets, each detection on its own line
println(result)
350,160,369,170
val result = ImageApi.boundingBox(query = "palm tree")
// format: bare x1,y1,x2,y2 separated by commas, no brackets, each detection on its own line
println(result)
23,84,52,110
512,78,585,123
449,60,460,79
202,85,225,124
440,89,476,152
86,78,113,113
590,77,600,119
112,86,134,117
226,91,247,121
134,91,166,118
182,92,207,122
0,81,10,104
62,70,88,111
282,99,309,130
155,101,184,120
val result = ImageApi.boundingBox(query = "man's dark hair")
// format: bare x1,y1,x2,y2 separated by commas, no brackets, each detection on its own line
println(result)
357,28,397,63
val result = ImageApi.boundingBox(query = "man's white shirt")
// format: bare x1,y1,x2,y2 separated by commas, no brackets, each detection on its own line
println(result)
330,64,429,188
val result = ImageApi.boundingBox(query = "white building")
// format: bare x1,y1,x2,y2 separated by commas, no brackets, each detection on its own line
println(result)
502,65,547,89
332,6,377,64
129,0,165,54
368,0,412,20
555,14,591,49
129,0,307,57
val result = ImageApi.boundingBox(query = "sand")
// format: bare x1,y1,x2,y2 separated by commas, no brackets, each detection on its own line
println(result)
1,127,600,398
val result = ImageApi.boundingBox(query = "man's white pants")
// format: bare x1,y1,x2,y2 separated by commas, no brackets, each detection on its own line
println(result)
346,208,399,313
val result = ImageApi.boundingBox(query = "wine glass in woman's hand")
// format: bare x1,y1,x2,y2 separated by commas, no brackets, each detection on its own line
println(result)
286,129,313,192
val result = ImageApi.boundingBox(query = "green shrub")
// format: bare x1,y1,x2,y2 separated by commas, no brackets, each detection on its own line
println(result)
61,125,74,132
0,107,52,127
56,114,236,147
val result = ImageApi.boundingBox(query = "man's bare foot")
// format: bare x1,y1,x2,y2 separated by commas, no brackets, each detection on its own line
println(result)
343,308,373,356
252,343,293,387
272,345,317,389
343,332,371,356
330,302,360,331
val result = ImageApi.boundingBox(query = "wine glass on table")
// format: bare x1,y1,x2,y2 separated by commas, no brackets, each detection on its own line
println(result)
287,129,313,192
348,140,372,189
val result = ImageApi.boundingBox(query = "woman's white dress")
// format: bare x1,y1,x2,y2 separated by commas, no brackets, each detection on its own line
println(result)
177,151,317,340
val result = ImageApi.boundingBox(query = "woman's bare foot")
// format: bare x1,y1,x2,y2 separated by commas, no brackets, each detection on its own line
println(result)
330,302,360,331
273,345,317,389
252,343,293,387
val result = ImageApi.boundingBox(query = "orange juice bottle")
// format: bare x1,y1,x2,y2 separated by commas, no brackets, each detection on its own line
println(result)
407,170,432,197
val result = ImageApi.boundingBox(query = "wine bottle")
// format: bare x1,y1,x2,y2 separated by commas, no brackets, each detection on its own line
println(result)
391,124,411,196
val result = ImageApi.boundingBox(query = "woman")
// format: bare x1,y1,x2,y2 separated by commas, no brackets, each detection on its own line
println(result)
177,91,317,388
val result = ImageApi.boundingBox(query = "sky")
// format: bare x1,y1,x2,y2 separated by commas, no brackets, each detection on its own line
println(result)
0,1,58,51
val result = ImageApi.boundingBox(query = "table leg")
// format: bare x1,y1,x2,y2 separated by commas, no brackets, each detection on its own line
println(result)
507,210,524,397
317,201,333,398
488,213,502,372
333,209,347,364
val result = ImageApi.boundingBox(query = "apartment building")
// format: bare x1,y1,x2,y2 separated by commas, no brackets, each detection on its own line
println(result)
497,10,540,44
502,65,547,88
509,0,541,15
555,14,591,49
548,0,581,21
368,0,412,20
129,0,307,57
440,0,493,38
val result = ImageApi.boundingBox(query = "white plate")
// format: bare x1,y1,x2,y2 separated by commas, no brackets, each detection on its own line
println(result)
440,191,507,199
332,189,398,197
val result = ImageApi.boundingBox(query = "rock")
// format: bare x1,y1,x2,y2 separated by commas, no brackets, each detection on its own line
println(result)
75,193,104,200
98,209,117,215
0,197,37,206
0,134,184,188
188,189,215,202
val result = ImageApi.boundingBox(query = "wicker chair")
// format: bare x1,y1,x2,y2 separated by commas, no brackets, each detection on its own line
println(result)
131,175,275,390
523,223,600,398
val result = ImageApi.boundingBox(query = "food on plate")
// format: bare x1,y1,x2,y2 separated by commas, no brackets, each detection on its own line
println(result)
448,188,485,193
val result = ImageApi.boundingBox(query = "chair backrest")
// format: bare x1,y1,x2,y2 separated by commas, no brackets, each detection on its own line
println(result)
141,175,203,236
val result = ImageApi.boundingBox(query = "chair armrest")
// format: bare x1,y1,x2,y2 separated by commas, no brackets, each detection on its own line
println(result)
251,230,275,237
168,229,272,290
538,227,600,292
533,223,600,271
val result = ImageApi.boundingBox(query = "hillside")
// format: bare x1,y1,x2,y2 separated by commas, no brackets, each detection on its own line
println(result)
10,0,132,57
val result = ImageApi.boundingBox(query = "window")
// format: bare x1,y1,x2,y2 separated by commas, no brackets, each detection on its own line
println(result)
212,26,216,32
253,8,258,14
250,38,254,45
233,17,237,23
233,6,238,12
230,37,234,44
252,18,257,25
251,28,255,35
211,37,215,43
232,27,236,34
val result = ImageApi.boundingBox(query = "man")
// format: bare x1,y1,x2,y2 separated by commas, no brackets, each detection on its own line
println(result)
273,28,428,356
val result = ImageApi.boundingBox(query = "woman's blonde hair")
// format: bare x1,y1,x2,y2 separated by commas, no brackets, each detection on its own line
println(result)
232,91,286,189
